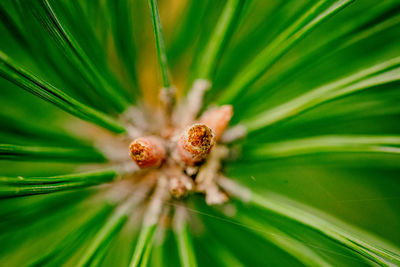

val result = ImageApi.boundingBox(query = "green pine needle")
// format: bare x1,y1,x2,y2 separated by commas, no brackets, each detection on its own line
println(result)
0,51,127,134
242,57,400,133
0,144,106,162
195,0,245,81
244,135,400,159
238,214,332,267
0,169,118,198
220,179,400,266
240,4,400,110
175,217,198,267
1,0,400,266
27,203,113,267
77,197,137,267
129,225,157,267
147,0,171,89
37,0,130,112
218,0,354,104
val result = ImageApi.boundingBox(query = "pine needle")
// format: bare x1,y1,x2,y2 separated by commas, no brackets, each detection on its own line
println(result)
219,178,400,266
27,202,113,267
77,194,140,267
195,0,245,81
0,144,106,162
244,135,400,159
105,0,140,94
218,0,354,104
238,214,332,266
0,169,118,198
240,5,400,110
0,51,127,134
34,0,130,112
129,225,157,267
242,57,400,133
174,207,198,267
147,0,171,89
129,177,168,267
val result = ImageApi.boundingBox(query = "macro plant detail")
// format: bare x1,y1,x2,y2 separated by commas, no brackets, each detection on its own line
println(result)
0,0,400,266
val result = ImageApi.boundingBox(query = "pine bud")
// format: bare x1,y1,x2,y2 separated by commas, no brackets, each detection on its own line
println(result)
177,124,215,165
129,136,166,168
199,105,233,140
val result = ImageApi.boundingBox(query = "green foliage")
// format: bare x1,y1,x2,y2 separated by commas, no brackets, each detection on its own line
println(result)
1,0,400,266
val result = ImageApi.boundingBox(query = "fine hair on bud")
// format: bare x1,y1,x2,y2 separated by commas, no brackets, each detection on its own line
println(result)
129,136,166,168
177,123,215,165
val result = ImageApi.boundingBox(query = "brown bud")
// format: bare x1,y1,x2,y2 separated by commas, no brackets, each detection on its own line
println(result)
177,124,215,165
129,136,166,168
199,105,233,140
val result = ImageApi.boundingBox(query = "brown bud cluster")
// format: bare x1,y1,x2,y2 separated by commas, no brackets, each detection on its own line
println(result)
127,104,234,205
